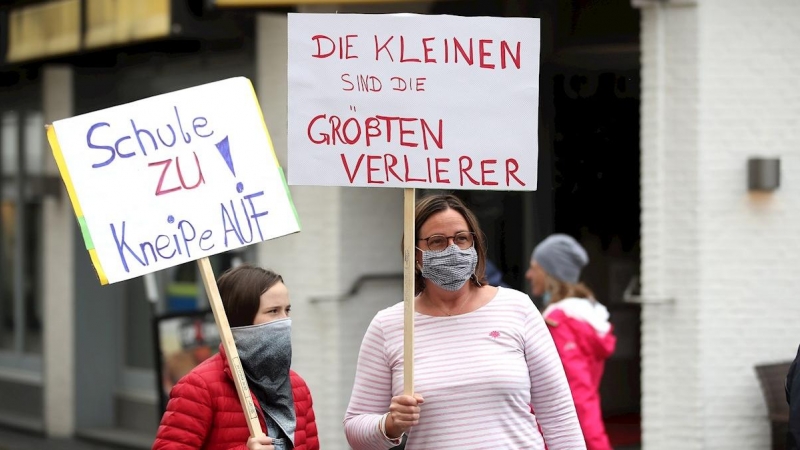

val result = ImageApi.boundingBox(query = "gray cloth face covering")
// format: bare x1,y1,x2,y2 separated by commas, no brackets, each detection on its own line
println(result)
231,318,295,445
421,245,478,291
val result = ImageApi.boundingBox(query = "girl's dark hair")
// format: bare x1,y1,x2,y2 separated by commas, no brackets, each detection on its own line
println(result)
217,264,283,327
410,194,487,294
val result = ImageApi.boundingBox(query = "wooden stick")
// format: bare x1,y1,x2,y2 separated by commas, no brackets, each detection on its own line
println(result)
403,188,415,396
197,257,264,437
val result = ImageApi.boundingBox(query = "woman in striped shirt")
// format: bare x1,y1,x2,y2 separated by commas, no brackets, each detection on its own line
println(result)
344,194,586,450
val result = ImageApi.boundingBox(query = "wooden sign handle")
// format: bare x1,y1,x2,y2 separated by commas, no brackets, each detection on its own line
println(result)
403,188,415,396
197,257,265,438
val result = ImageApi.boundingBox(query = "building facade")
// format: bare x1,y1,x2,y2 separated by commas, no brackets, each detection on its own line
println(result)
0,0,797,449
637,0,800,448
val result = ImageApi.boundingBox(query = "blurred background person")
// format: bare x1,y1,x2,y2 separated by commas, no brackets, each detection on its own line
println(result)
527,234,616,450
787,343,800,449
345,194,585,450
485,258,510,288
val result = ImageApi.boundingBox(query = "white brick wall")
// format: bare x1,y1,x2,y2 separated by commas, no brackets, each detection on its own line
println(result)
640,4,704,448
641,1,800,448
335,188,403,448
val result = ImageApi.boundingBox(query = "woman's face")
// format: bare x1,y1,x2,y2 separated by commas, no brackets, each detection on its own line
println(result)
252,282,291,325
416,208,471,262
525,261,547,297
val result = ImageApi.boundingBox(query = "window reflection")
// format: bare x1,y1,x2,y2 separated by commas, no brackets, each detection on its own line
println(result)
0,110,44,355
0,201,15,351
1,112,17,177
124,253,241,370
25,112,44,176
23,200,42,354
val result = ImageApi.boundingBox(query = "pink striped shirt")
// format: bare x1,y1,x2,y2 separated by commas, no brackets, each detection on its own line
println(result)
344,287,586,450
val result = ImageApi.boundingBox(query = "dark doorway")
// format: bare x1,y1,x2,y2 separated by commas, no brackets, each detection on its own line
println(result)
546,0,642,445
551,67,642,446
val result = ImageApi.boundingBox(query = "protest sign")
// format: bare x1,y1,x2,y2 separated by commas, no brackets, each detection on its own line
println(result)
47,77,300,285
287,13,540,190
48,76,297,437
288,13,541,397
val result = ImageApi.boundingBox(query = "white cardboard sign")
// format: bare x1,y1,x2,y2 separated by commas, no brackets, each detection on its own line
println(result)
48,77,300,285
288,13,540,190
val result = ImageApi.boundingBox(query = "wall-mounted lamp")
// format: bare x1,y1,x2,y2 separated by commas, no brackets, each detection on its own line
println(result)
748,157,781,192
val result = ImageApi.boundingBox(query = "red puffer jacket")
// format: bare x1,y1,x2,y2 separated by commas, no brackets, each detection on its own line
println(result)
153,345,319,450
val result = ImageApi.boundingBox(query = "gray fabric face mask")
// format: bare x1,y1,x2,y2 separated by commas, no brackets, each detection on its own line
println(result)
231,318,295,445
420,245,478,291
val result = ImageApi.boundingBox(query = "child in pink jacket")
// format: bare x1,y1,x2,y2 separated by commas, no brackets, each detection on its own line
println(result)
526,234,617,450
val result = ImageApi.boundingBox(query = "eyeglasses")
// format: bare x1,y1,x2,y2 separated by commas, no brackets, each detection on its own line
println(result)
417,231,476,252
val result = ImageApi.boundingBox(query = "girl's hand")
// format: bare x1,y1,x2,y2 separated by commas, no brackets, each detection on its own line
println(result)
246,435,274,450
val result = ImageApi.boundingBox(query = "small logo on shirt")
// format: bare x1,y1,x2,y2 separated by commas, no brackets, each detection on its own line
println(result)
489,331,500,339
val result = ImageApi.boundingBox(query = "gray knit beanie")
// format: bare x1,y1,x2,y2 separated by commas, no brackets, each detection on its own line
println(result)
530,234,588,284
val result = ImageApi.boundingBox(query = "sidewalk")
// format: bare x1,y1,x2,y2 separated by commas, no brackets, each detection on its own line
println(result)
0,425,642,450
0,427,133,450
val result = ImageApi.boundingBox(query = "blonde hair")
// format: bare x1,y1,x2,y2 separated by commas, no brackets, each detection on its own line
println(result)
545,273,595,304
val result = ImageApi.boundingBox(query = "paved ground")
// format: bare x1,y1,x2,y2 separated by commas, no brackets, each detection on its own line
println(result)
0,428,133,450
0,425,641,450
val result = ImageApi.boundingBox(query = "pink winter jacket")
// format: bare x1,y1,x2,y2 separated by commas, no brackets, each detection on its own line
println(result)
544,299,616,450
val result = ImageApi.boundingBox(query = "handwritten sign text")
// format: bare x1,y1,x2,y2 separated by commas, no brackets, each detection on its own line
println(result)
49,77,300,284
288,14,541,190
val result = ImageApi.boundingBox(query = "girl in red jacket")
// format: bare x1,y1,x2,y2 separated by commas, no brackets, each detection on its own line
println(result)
154,264,319,450
526,234,616,450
